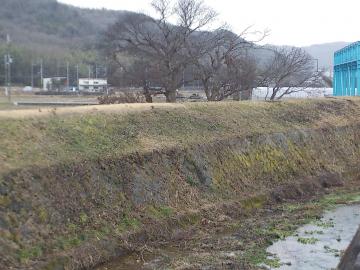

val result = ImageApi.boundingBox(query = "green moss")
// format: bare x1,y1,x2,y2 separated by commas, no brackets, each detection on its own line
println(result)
318,192,360,207
178,212,201,228
243,246,281,268
18,245,43,263
297,237,319,244
185,175,198,186
79,212,88,224
92,226,111,240
56,234,86,251
147,206,174,219
242,195,267,211
37,207,48,223
67,223,77,231
314,220,335,228
282,203,303,213
0,195,11,207
115,216,141,234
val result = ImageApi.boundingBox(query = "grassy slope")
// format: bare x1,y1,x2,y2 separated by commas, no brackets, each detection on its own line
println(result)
1,98,360,269
1,98,359,174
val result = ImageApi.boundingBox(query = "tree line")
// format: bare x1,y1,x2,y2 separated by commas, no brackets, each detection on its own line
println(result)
102,0,322,102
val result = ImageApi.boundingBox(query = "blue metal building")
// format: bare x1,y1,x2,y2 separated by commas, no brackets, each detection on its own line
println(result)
334,41,360,96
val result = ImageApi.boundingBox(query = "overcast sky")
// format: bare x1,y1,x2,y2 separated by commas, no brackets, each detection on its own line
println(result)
59,0,359,46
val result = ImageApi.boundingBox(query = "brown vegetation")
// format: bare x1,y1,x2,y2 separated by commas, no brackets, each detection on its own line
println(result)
1,99,360,269
98,93,146,104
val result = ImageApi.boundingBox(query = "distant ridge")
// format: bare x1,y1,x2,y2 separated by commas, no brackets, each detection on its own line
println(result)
302,42,351,69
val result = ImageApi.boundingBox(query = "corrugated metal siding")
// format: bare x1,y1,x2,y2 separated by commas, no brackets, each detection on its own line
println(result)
334,41,360,96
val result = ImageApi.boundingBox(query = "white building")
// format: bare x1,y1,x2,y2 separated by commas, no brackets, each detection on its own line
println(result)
252,87,333,100
43,77,67,91
78,78,108,92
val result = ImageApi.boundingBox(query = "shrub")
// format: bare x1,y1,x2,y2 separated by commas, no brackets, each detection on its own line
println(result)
98,92,146,104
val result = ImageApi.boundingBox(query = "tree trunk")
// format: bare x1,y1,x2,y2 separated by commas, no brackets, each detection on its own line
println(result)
165,89,177,102
269,88,277,101
210,87,221,101
204,86,211,101
143,86,153,103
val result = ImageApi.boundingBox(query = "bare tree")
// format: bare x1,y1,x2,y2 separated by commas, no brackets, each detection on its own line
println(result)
224,51,258,100
104,0,217,102
113,59,163,103
188,30,242,100
259,47,320,100
188,27,267,101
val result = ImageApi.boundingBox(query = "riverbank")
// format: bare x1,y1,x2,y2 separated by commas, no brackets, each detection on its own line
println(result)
1,98,360,269
265,193,360,269
96,188,360,269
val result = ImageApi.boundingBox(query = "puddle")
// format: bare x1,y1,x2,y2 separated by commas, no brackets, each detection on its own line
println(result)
264,204,360,269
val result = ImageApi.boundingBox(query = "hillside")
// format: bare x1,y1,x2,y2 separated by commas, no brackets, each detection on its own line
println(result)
0,0,136,86
0,0,127,48
303,41,351,69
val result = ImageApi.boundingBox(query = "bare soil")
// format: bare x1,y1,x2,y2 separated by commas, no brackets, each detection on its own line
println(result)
0,103,184,118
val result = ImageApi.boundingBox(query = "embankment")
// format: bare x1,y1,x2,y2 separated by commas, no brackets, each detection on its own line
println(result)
1,98,360,269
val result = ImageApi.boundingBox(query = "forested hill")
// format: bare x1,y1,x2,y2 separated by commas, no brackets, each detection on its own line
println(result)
0,0,127,48
0,0,132,86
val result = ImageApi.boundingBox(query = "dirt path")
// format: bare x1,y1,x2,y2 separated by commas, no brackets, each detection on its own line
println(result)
0,103,185,119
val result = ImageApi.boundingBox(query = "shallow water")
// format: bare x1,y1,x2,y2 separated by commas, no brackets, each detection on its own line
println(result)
265,204,360,270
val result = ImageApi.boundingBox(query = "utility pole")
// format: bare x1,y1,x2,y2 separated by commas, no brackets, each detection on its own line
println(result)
313,58,319,73
76,64,79,90
31,60,34,88
56,61,59,77
4,55,8,97
66,62,69,91
7,55,11,102
40,59,43,90
88,65,91,80
182,70,185,90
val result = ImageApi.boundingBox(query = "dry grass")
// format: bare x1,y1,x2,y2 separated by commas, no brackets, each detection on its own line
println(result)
2,97,360,270
0,98,360,174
